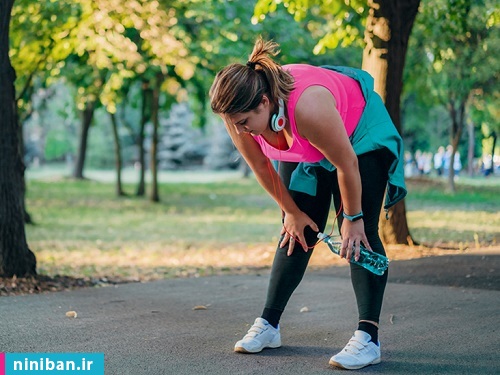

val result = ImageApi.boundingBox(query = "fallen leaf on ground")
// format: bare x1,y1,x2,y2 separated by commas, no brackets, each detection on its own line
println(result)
192,305,208,310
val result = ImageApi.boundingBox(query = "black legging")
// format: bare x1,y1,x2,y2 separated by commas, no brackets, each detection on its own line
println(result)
262,149,393,325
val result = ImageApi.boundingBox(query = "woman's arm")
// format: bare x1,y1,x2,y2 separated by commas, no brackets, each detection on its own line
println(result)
296,86,371,260
224,122,318,254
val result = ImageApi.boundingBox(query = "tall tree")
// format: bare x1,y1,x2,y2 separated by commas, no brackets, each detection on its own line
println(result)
76,0,193,198
361,0,420,244
149,72,164,202
0,0,37,277
73,94,98,179
10,0,80,220
109,112,125,196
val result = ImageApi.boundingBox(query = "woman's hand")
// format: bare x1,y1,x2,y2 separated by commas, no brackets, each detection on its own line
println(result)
280,211,319,256
340,220,371,262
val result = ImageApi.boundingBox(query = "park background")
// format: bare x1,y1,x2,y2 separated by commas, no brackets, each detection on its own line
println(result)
0,0,498,294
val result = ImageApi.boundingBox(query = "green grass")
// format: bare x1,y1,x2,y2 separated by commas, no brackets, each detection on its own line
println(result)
24,174,499,279
27,177,279,244
404,177,499,246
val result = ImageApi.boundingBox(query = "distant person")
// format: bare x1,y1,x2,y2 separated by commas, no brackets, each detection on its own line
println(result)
415,150,424,175
433,146,445,176
404,151,415,177
423,152,432,175
209,37,407,370
415,150,432,176
453,151,462,176
482,154,493,176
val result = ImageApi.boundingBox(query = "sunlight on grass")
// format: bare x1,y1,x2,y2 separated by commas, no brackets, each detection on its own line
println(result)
32,239,346,281
408,210,499,244
24,175,500,280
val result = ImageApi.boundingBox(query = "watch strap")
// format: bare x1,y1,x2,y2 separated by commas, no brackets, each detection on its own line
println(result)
343,211,364,222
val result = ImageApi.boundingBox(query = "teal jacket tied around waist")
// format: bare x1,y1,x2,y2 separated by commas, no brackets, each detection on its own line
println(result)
286,65,407,210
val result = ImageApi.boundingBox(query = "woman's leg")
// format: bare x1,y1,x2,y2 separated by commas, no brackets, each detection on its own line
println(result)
331,149,391,330
262,163,334,327
350,150,391,326
328,149,392,368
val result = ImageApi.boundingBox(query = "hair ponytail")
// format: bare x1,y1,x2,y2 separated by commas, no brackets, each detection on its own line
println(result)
210,36,294,115
247,37,294,106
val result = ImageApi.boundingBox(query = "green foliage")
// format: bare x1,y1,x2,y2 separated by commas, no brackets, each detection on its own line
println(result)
10,0,81,75
65,0,192,112
402,0,499,158
401,94,450,153
159,0,363,129
10,0,362,119
470,94,499,154
10,0,81,114
254,0,367,54
44,130,73,161
409,0,498,108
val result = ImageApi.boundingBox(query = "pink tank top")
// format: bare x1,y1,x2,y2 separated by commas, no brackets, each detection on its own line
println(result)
253,64,366,163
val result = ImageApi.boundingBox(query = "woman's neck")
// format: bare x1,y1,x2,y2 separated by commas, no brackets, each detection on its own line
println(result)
260,127,290,151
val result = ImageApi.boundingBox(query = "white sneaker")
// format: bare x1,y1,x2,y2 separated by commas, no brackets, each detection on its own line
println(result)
234,317,281,353
329,330,381,370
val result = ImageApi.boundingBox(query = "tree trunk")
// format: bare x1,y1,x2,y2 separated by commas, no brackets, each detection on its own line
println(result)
467,119,475,176
489,131,496,175
362,0,420,245
0,0,37,277
14,38,38,225
109,112,125,196
73,101,95,179
136,80,150,197
446,99,465,193
16,48,44,219
149,74,163,203
15,93,34,224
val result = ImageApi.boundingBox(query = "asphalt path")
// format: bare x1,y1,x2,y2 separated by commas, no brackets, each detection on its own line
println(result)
1,254,499,375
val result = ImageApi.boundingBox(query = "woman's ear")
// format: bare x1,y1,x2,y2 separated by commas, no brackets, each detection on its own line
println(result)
261,95,270,107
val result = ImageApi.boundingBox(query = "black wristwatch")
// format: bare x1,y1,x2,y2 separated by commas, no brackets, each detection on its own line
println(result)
343,211,364,222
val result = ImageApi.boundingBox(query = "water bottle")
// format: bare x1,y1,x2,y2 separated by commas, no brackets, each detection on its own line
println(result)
317,232,389,276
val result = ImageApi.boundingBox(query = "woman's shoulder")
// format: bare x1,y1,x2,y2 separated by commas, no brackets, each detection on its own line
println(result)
296,85,336,108
294,86,338,132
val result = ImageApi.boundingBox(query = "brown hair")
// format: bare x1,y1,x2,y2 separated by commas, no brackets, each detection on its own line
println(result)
209,36,294,115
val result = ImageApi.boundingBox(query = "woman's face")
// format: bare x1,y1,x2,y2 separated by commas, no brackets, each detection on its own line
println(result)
225,96,272,136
